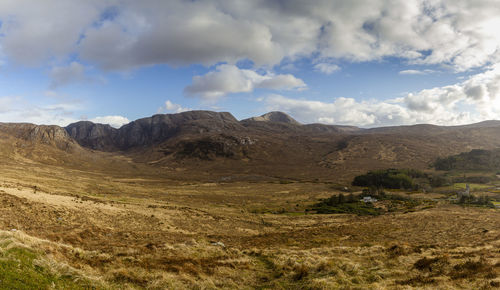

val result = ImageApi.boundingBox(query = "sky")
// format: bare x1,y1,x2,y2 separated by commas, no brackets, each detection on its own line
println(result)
1,0,500,128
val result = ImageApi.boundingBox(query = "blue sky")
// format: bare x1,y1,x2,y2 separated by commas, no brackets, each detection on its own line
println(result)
0,0,499,128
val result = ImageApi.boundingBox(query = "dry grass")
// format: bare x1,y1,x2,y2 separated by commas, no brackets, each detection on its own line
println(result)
0,144,498,288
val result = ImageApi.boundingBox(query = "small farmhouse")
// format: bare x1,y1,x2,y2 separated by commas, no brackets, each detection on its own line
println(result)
361,196,377,203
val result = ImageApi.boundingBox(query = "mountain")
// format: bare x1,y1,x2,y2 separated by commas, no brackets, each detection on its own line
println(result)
67,111,243,151
242,111,301,125
3,110,500,182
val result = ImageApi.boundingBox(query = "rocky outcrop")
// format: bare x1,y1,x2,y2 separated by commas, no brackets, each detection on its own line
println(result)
66,121,119,151
0,123,76,151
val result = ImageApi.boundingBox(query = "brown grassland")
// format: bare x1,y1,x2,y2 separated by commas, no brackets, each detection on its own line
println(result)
0,137,499,289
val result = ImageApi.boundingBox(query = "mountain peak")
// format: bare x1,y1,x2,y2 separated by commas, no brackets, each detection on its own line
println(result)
244,111,301,125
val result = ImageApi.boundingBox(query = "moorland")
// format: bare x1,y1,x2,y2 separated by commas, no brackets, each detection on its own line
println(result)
0,111,498,289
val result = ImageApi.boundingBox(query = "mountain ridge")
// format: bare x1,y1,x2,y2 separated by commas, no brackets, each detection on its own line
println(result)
2,110,500,182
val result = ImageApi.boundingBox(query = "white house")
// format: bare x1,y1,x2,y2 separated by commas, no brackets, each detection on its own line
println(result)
361,196,377,203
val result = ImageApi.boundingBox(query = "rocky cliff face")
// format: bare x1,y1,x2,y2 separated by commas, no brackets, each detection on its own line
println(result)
66,111,245,151
66,121,118,151
0,123,77,151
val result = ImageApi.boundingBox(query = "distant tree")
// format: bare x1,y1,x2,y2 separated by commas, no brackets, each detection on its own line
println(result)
430,175,450,188
352,169,414,189
325,195,338,206
338,193,345,204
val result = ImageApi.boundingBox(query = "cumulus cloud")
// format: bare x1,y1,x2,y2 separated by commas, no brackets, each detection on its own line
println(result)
90,115,130,128
1,0,500,127
184,64,306,100
263,65,500,127
158,100,190,114
404,64,500,119
264,94,413,127
0,0,104,66
0,1,498,72
78,1,284,70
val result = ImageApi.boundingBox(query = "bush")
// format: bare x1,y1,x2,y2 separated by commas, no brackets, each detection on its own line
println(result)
429,175,451,187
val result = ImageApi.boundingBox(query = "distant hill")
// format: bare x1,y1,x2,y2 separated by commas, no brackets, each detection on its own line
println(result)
242,111,301,125
3,110,500,181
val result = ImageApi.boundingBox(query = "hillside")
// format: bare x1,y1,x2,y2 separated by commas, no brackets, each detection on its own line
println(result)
2,110,500,182
434,148,500,171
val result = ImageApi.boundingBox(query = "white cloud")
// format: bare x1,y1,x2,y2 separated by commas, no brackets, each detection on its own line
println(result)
158,100,190,114
0,0,105,66
78,1,284,70
90,115,130,128
0,96,80,126
184,64,306,100
1,1,500,127
264,94,412,127
404,64,500,119
263,65,500,127
399,69,435,75
0,1,498,72
314,62,341,74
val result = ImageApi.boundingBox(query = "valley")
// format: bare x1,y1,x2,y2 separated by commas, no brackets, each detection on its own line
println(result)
0,111,499,288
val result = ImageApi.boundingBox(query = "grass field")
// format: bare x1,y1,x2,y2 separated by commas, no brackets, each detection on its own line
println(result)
0,146,498,288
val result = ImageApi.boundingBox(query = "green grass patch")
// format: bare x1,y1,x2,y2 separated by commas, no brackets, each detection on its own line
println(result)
452,183,491,190
0,242,97,289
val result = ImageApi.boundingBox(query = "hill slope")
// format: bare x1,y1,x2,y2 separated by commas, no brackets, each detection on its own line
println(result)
434,148,500,171
3,110,500,181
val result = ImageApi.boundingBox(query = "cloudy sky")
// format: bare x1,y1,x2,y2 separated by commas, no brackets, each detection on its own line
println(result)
1,0,500,128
